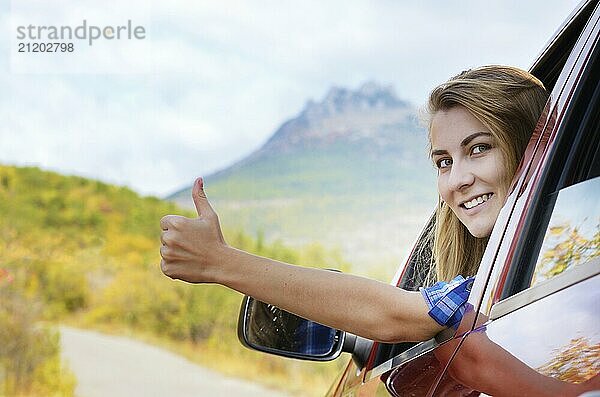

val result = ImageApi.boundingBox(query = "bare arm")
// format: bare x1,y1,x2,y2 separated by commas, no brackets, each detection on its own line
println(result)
160,178,444,343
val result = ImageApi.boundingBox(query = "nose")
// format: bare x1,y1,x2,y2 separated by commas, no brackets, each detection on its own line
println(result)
447,160,475,192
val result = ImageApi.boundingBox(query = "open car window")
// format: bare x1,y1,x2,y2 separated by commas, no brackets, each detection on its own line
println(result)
368,215,443,371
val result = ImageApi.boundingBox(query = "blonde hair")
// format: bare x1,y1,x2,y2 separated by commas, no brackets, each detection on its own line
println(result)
426,65,548,283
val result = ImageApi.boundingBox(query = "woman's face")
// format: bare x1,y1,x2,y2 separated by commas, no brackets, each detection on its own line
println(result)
430,106,509,238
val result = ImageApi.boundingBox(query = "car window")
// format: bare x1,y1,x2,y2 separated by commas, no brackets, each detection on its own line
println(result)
498,34,600,304
530,176,600,288
369,215,435,368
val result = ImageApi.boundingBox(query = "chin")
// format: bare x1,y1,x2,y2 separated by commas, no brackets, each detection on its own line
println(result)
466,224,493,239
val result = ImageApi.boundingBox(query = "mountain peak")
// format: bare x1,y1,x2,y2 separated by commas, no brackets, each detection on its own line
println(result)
303,81,407,119
204,81,422,177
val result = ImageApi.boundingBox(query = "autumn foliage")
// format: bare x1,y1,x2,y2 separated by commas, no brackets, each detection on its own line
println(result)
0,165,348,396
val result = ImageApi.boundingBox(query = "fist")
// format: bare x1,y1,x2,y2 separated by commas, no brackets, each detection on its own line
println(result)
160,177,226,283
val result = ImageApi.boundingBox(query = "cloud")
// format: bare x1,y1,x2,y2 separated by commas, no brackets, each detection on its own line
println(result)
0,0,582,196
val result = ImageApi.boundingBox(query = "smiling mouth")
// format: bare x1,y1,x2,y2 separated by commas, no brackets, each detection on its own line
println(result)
460,193,494,210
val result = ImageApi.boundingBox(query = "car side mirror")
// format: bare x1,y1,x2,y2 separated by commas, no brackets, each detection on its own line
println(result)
237,295,345,361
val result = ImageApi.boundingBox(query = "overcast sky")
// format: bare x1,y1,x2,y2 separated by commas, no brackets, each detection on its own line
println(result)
1,0,581,197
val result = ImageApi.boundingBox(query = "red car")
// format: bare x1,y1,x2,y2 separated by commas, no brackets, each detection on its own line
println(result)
238,1,600,395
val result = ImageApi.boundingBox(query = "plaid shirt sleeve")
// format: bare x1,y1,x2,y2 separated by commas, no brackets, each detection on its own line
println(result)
419,275,475,329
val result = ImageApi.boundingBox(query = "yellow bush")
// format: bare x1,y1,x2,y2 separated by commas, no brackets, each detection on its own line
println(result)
0,271,76,397
86,267,186,337
40,261,90,318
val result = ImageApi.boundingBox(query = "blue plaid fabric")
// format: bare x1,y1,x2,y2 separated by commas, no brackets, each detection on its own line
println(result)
419,275,475,329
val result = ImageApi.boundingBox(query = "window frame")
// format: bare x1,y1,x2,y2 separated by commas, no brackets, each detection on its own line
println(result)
491,256,599,320
498,13,600,307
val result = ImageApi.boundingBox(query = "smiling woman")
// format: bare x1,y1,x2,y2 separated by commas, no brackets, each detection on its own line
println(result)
432,114,506,231
426,65,548,283
159,65,548,342
432,111,506,238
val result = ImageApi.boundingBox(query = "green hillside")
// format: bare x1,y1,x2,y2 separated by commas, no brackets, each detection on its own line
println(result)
170,143,438,277
168,82,440,277
0,164,349,396
208,142,434,198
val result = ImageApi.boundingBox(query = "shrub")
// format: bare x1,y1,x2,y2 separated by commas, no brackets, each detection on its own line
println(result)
0,269,76,396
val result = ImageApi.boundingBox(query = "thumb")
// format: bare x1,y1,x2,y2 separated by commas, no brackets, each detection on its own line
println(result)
192,177,216,218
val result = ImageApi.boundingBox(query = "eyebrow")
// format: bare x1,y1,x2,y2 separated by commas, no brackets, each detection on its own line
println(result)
430,132,492,157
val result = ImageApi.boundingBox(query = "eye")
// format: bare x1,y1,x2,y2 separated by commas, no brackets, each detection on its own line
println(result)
471,144,491,155
436,158,452,169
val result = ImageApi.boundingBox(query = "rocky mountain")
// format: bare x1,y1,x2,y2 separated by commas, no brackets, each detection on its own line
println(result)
169,82,438,277
256,82,410,151
211,82,422,179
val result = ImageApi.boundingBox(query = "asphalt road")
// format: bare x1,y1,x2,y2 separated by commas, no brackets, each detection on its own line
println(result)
59,326,289,397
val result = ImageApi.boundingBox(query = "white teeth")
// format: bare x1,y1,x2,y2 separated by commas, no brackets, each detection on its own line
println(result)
463,193,492,209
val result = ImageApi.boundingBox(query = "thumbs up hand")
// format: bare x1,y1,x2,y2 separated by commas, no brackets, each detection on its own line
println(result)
160,177,227,283
191,176,218,219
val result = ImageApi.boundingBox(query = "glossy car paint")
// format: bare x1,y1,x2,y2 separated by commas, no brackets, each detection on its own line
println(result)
429,272,599,396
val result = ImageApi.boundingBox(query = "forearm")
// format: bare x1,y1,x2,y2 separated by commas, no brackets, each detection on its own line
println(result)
216,245,443,342
159,184,443,343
